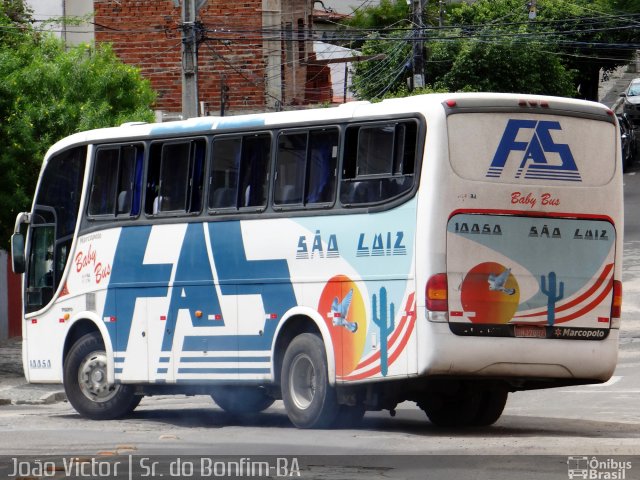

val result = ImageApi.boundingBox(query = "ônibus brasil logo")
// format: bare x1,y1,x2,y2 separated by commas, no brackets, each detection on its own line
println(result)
487,119,581,182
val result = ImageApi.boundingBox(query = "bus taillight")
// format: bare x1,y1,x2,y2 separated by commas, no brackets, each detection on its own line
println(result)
611,280,622,319
426,273,448,312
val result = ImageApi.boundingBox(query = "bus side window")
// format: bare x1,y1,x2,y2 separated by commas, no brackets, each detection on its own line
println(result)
208,137,241,210
131,148,144,216
145,143,162,215
239,134,271,209
306,129,338,205
89,145,143,218
116,146,143,216
340,121,417,206
275,132,306,206
188,141,206,213
274,128,338,208
159,142,190,213
147,139,205,215
89,149,119,216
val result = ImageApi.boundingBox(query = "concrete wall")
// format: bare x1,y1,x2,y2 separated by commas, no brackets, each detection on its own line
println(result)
27,0,94,45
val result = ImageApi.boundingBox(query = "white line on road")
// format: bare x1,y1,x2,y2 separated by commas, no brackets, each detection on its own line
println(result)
562,390,640,393
586,375,623,387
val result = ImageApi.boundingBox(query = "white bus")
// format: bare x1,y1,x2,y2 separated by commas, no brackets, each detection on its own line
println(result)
12,93,623,428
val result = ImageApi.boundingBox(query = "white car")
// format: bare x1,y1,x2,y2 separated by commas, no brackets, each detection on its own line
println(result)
621,77,640,126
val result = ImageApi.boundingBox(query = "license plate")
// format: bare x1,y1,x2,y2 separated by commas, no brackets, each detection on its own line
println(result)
514,325,546,338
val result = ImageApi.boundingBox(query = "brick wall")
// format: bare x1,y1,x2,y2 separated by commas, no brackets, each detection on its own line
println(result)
94,0,318,116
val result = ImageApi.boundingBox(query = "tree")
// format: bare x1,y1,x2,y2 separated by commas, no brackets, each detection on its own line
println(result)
447,0,640,100
350,31,412,99
348,0,640,101
0,7,155,247
342,0,410,33
432,38,576,97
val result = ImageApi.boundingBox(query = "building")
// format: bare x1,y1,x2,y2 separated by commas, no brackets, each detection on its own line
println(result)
24,1,359,116
92,0,318,117
27,0,93,45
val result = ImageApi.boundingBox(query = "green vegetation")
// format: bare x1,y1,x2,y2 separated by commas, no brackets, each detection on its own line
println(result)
0,1,155,246
345,0,640,101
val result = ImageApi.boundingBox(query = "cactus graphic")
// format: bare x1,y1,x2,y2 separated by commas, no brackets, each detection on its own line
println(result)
541,271,564,326
372,287,395,376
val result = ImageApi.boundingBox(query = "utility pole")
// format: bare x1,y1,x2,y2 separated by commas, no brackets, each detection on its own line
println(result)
412,0,425,90
220,75,230,116
181,0,199,119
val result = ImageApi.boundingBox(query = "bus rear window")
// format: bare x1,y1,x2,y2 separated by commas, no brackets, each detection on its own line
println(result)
447,113,617,186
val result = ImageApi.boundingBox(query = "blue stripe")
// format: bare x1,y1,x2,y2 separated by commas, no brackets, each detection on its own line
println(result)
114,357,125,363
180,356,270,363
524,175,581,182
157,368,168,374
149,117,265,136
159,357,170,363
177,368,270,374
114,368,123,374
525,173,581,178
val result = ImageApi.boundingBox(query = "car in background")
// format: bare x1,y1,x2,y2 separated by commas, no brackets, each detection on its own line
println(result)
620,77,640,126
618,113,637,171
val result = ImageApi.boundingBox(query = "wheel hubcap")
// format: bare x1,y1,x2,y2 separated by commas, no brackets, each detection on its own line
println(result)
78,350,118,402
289,353,315,410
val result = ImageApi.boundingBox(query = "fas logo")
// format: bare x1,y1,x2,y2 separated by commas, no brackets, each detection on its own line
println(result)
486,119,581,182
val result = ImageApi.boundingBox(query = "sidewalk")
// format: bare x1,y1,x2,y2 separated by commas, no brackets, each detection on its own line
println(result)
0,337,66,406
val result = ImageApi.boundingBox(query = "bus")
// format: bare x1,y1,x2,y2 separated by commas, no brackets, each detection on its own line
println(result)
11,93,623,428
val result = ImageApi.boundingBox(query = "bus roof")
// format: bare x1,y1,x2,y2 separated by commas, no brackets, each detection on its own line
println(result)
44,92,613,160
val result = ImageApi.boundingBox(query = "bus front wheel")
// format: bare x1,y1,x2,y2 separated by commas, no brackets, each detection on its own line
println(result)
64,332,141,420
281,333,339,429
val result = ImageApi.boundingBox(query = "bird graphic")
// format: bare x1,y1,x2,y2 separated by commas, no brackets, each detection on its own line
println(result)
487,267,516,295
331,289,358,333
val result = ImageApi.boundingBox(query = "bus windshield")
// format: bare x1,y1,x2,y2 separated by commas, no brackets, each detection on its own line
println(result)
25,146,86,313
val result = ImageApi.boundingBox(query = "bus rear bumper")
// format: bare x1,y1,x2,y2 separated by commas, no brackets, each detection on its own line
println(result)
418,321,619,387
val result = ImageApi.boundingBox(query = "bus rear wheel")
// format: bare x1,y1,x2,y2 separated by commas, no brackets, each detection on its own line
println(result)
418,384,507,427
473,388,508,426
64,332,141,420
281,333,339,429
211,386,275,415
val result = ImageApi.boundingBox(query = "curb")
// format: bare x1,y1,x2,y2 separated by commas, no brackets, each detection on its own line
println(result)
0,388,67,406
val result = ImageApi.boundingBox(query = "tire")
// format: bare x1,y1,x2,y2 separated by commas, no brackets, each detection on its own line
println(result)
281,333,339,429
472,388,508,426
419,384,507,427
211,386,275,415
418,386,481,428
63,332,141,420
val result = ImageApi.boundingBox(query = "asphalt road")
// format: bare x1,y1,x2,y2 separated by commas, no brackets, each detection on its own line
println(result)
1,171,640,478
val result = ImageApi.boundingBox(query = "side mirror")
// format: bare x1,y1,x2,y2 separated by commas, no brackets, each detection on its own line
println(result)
11,232,25,274
619,92,627,98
